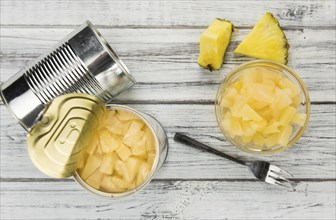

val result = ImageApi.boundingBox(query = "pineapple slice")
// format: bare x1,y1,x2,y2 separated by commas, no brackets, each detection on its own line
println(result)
234,12,289,64
198,19,233,70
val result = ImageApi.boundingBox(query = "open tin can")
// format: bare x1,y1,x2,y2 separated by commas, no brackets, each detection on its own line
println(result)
0,21,168,198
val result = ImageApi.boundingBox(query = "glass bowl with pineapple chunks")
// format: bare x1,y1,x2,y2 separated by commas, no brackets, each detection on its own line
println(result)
74,105,168,198
215,60,310,154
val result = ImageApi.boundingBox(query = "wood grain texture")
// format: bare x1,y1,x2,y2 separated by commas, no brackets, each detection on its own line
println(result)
1,181,335,220
1,0,335,219
1,28,335,102
1,0,335,27
1,104,335,180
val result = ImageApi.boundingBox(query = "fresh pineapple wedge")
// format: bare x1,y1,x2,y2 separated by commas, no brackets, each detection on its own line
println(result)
198,19,233,71
234,12,289,64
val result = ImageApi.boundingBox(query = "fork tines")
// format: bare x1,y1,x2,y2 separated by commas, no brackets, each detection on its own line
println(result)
265,165,294,188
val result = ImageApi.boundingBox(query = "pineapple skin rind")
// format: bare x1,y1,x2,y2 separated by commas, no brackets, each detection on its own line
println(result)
234,12,289,64
198,19,234,71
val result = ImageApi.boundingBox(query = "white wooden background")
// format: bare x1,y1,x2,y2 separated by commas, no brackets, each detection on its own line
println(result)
0,0,335,219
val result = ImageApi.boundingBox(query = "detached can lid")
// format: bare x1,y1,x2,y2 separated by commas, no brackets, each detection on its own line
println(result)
26,93,106,178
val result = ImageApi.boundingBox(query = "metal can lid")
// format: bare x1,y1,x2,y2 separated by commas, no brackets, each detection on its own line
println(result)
26,93,106,178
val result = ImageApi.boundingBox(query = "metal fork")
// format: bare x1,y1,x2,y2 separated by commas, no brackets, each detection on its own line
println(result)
174,133,294,188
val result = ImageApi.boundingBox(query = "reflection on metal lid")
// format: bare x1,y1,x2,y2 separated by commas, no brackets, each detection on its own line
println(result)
27,93,106,178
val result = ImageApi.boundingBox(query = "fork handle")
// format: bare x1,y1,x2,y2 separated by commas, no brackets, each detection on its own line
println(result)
174,133,248,166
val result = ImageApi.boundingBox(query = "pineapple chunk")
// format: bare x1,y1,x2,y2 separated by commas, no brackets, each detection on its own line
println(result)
85,135,99,155
99,131,120,153
263,121,280,135
234,12,289,64
291,95,302,108
279,106,297,126
100,176,126,193
230,116,244,136
241,121,256,137
232,81,242,91
123,130,145,147
116,110,140,121
293,113,307,127
105,116,130,135
85,170,103,189
271,88,292,111
81,155,101,180
116,144,132,161
279,78,300,96
266,133,279,148
231,95,247,117
147,152,156,165
278,125,293,147
249,119,267,132
111,176,132,190
240,135,253,144
220,87,239,108
144,127,155,152
250,100,268,111
240,104,263,121
198,19,233,70
258,106,273,122
114,158,127,176
125,157,142,182
252,83,275,103
131,135,147,156
135,162,152,187
252,133,266,146
124,120,144,138
99,153,114,175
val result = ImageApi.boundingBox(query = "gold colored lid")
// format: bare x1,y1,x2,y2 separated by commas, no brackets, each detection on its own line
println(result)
27,93,106,178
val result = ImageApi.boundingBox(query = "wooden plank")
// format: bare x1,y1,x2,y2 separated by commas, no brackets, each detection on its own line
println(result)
1,28,335,102
1,181,335,220
1,104,335,180
0,0,335,27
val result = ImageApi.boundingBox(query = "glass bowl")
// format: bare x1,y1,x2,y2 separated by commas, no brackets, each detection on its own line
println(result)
215,60,310,155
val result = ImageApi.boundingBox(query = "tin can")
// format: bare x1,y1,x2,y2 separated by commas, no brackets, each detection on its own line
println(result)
1,21,169,198
0,21,135,131
26,94,169,198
